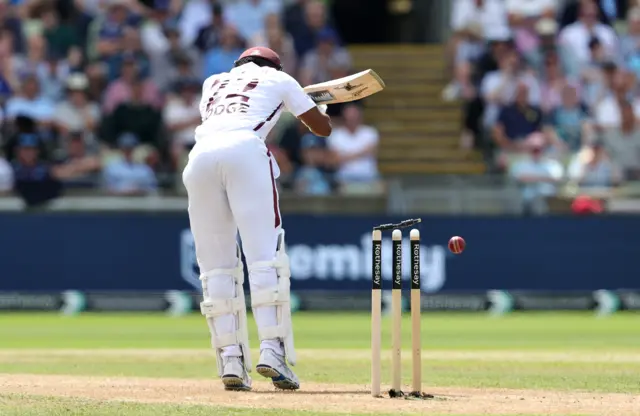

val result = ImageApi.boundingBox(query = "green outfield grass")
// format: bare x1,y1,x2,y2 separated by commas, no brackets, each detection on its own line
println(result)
0,312,638,416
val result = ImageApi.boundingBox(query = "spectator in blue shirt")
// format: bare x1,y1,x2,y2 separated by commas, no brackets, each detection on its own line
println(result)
294,133,332,195
202,25,244,77
544,84,593,156
5,75,55,127
11,133,62,207
103,133,158,196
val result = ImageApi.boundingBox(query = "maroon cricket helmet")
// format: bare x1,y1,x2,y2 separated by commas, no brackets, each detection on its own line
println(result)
234,47,283,70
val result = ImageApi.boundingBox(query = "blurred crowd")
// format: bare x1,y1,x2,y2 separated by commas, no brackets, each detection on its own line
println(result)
0,0,381,207
448,0,640,214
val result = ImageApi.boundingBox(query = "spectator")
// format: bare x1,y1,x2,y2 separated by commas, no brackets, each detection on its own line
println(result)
146,22,200,88
41,5,80,57
442,21,485,102
178,0,214,48
601,99,640,179
583,59,617,110
163,77,200,169
447,0,509,77
544,84,593,156
594,71,640,130
250,14,297,74
299,28,351,86
194,3,225,53
540,52,578,114
89,0,136,62
203,25,244,77
102,58,162,114
0,1,24,55
327,104,379,185
54,131,102,188
103,132,158,195
622,8,640,79
509,135,564,215
278,118,308,176
288,0,333,58
558,0,617,70
224,0,281,42
102,77,163,160
11,133,65,207
105,29,151,82
5,74,54,127
492,82,544,168
568,140,622,187
295,134,332,195
0,151,13,195
505,0,556,69
54,73,100,140
559,0,615,29
480,49,540,130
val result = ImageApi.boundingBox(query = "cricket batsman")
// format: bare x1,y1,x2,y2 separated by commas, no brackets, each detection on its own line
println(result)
182,47,332,392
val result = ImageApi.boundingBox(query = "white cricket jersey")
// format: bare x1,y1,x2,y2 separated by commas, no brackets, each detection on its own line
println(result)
195,62,316,141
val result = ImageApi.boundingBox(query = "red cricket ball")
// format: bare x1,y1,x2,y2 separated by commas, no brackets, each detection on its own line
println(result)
448,236,465,254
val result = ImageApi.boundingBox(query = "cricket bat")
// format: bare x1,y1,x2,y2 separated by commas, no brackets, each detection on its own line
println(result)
303,69,385,105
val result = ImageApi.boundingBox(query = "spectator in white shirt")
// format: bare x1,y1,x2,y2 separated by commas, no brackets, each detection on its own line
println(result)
0,153,13,195
103,133,158,196
594,70,640,130
509,135,564,215
327,104,379,185
558,1,618,70
53,74,100,141
299,28,351,86
447,0,509,77
163,77,201,170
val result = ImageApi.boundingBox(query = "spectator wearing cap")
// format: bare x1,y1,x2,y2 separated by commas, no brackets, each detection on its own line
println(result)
203,25,244,77
250,13,297,75
224,0,281,42
103,132,158,196
567,140,622,188
11,133,65,207
299,27,351,86
5,74,54,127
295,133,332,195
102,77,163,167
54,73,100,141
102,58,162,114
509,134,564,215
558,1,618,70
163,77,201,170
54,131,102,188
327,104,379,186
194,3,225,53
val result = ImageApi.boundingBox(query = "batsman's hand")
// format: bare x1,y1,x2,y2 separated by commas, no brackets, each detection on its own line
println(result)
317,104,328,114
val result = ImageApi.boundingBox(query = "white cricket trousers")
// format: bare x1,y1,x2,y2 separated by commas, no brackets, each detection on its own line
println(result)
182,133,282,357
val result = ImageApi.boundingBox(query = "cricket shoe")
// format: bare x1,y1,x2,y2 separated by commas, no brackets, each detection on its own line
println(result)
221,356,252,391
256,348,300,390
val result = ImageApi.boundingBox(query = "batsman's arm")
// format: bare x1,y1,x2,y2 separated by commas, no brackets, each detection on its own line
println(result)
298,107,332,137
